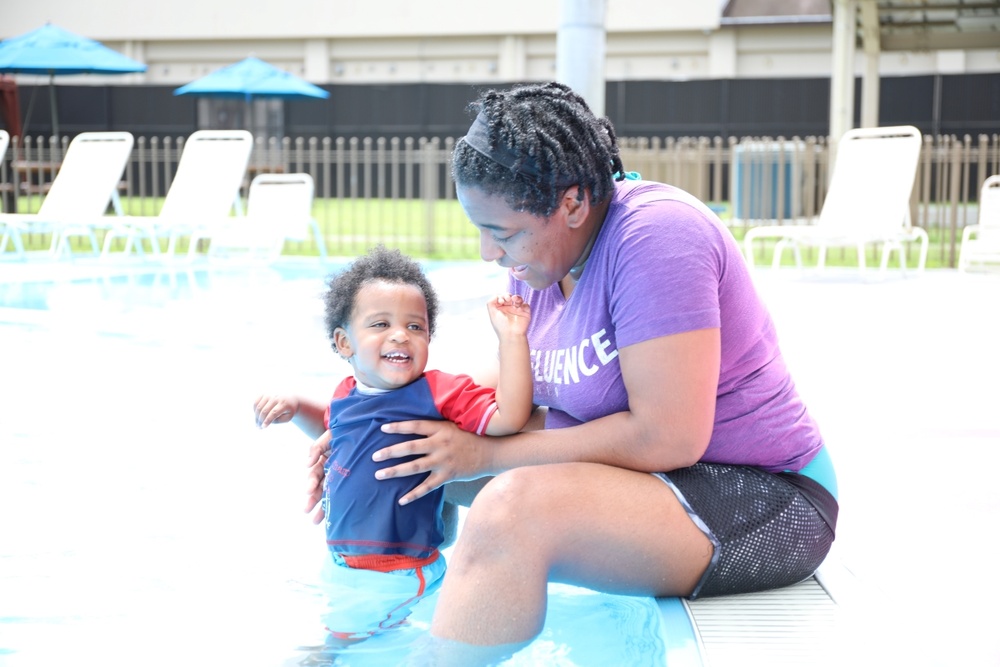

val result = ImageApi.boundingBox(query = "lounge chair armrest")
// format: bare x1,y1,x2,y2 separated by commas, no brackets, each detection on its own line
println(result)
961,224,980,244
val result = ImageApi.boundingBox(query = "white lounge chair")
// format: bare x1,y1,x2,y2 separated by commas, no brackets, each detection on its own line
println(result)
100,130,253,259
958,174,1000,272
743,126,927,275
199,172,327,261
0,131,134,258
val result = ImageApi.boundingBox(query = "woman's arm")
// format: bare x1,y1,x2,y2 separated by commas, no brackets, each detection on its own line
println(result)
375,327,721,505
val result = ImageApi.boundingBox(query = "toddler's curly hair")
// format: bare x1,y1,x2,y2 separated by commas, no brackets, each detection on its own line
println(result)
322,245,439,349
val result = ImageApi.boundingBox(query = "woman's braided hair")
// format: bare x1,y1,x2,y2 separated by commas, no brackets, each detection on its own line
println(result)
451,81,626,217
322,244,440,349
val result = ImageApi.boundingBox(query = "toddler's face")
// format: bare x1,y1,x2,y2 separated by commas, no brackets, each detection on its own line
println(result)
336,280,430,390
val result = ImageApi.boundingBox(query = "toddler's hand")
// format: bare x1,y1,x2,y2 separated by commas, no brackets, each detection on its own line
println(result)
253,394,301,429
487,293,531,336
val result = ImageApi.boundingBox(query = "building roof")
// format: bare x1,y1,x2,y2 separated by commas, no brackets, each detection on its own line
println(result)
876,0,1000,50
723,0,831,20
722,0,1000,50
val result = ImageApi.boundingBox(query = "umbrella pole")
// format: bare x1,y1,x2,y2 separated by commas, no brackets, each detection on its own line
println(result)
22,86,38,138
49,74,59,140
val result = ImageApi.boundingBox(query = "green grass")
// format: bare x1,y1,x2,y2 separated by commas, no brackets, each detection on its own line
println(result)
8,195,967,267
10,195,480,259
307,198,478,260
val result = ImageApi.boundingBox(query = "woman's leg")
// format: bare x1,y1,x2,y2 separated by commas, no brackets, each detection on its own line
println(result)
444,478,493,507
431,462,713,645
441,478,493,548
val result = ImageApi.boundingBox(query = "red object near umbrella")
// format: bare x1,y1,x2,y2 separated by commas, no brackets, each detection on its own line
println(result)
0,75,22,139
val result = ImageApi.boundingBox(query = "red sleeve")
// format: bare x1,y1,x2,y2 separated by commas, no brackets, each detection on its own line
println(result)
424,370,498,435
325,377,356,428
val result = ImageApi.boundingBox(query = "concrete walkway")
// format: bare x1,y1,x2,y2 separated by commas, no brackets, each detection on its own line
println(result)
746,268,1000,666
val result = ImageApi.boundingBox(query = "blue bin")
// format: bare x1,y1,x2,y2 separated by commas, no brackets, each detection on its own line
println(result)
732,142,803,220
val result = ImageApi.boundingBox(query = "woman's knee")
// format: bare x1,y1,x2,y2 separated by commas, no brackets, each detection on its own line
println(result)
459,466,563,556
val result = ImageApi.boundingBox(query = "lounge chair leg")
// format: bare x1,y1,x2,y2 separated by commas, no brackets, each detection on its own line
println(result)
792,243,804,272
167,234,180,256
123,232,136,256
1,228,25,257
50,233,69,259
743,237,756,269
311,219,328,260
48,232,62,257
880,242,895,273
186,237,201,261
87,230,101,256
915,229,929,272
13,230,25,258
102,229,123,257
772,238,787,269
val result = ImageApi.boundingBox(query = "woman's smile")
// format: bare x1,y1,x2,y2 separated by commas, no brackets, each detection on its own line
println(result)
509,263,531,281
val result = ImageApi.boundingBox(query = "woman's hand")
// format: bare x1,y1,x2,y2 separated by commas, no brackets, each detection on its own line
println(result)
373,420,493,506
305,430,332,525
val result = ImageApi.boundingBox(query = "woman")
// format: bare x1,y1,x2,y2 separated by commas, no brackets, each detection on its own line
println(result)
306,81,838,652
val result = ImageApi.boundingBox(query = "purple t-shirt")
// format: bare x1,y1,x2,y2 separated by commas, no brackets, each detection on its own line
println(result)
508,179,822,473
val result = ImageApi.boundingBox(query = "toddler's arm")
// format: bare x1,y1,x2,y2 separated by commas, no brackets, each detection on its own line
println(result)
254,394,328,439
484,293,533,435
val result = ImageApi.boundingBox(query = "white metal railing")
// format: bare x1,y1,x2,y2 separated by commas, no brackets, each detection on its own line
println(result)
2,132,997,265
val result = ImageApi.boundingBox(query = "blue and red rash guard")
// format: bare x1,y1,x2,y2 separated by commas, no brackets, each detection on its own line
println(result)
322,371,498,570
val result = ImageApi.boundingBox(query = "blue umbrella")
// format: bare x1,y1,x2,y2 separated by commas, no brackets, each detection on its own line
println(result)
174,57,328,136
0,23,147,75
173,56,329,101
0,23,147,138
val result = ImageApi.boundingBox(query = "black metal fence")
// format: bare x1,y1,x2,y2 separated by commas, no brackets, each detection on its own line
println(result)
7,73,999,142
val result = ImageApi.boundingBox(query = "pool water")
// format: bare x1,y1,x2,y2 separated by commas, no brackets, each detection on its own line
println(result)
0,260,682,667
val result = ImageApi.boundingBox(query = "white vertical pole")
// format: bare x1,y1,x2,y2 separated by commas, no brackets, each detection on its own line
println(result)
859,0,881,128
861,51,880,128
829,0,857,143
557,0,607,117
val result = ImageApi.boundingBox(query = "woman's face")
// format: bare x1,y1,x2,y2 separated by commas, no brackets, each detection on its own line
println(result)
457,183,585,291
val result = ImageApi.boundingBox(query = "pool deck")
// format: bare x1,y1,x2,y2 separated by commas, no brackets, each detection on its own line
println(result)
708,267,1000,666
2,254,998,665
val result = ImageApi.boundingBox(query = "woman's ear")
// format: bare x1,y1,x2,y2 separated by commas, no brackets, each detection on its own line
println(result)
561,186,589,230
333,327,353,359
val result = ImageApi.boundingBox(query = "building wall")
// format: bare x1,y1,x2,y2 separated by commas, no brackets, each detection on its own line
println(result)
3,1,998,90
4,2,998,141
2,0,721,40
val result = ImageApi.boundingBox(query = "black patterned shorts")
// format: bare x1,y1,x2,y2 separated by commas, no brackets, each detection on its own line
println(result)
655,462,838,599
